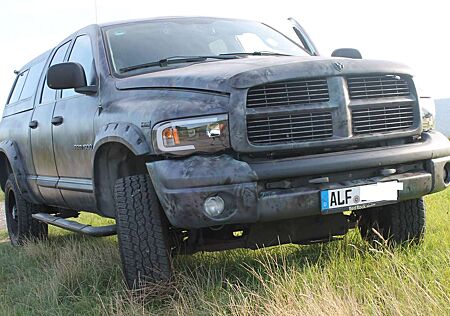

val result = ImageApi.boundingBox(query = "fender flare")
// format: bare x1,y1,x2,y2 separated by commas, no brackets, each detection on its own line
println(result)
0,140,40,204
92,122,151,159
92,123,151,217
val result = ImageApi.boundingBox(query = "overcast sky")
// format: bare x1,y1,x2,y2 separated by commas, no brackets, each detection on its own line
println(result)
1,0,449,109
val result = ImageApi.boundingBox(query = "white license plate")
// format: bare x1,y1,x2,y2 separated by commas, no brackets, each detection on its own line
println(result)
320,181,403,213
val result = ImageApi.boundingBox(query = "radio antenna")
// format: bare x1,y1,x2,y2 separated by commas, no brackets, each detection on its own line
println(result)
94,0,98,24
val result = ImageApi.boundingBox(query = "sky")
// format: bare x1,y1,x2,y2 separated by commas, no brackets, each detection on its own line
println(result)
1,0,449,109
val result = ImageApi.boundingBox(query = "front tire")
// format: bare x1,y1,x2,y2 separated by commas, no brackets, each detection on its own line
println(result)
114,174,172,289
4,174,48,246
358,198,426,245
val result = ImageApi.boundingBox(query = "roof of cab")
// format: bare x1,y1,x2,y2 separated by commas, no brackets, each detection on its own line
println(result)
16,16,251,73
18,49,52,73
98,16,249,28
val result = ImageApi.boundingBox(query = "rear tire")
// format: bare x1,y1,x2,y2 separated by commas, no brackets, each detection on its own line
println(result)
4,174,48,246
358,198,425,245
114,174,172,290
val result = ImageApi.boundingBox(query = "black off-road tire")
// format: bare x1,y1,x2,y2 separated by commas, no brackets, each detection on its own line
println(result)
358,198,425,245
114,174,173,290
4,174,48,246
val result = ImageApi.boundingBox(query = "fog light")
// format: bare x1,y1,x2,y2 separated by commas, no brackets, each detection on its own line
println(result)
204,196,225,217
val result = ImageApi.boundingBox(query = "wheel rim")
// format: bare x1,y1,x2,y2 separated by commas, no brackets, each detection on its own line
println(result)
11,205,18,220
6,190,19,239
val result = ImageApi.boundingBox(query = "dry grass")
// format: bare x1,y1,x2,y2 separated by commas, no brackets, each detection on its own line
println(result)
0,189,449,315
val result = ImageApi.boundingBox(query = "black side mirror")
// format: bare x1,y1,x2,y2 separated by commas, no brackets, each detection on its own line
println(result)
47,62,87,89
331,48,362,59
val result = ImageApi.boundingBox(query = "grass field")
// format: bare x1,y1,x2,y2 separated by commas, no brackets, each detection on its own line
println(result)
0,189,449,315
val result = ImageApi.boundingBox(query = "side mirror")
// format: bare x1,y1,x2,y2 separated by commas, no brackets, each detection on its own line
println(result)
331,48,362,59
47,62,87,89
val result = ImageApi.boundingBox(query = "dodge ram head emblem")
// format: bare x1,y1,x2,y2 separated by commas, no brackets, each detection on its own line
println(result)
333,62,344,71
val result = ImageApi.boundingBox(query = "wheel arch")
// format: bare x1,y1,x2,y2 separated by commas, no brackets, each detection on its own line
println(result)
0,140,39,204
0,151,12,192
92,123,152,218
93,122,151,157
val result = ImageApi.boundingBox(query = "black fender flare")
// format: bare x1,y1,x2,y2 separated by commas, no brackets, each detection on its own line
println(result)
92,122,151,159
91,123,151,217
0,140,40,204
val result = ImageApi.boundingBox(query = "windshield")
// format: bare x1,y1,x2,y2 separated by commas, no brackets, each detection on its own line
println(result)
103,18,309,76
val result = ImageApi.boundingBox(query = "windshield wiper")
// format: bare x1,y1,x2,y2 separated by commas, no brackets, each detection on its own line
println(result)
120,55,239,73
220,51,292,57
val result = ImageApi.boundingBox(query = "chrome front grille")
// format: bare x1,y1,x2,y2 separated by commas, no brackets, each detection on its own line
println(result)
246,78,329,108
347,75,411,100
352,104,415,134
247,112,333,144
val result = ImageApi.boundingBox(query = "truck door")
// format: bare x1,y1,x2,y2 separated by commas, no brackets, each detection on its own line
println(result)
52,34,99,211
30,41,71,207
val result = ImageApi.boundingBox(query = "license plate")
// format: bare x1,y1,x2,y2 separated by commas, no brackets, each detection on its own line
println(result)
320,181,403,213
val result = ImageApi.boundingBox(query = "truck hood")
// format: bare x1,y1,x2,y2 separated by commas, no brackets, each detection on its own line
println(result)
115,56,414,93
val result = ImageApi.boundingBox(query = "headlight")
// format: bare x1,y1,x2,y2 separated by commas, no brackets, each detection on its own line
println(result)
419,97,436,131
153,114,229,154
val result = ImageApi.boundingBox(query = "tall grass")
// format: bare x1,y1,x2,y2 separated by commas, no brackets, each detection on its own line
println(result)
0,189,449,315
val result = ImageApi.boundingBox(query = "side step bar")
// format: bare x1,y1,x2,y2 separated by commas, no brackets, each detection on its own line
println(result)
32,213,116,237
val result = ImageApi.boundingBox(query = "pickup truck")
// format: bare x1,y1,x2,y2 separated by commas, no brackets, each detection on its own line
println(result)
1,16,449,289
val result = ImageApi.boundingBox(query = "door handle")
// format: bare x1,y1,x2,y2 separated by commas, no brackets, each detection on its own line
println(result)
51,116,64,126
29,120,38,129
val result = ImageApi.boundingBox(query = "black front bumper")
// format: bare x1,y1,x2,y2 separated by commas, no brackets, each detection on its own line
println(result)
147,132,450,228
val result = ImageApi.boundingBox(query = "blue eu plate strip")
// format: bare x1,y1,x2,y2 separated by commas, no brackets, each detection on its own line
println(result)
321,190,329,211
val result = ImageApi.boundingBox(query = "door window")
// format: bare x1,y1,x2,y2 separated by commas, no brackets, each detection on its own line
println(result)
62,35,95,98
40,41,70,104
20,60,45,101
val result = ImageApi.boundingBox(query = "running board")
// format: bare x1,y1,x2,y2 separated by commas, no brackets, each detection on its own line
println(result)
32,213,116,237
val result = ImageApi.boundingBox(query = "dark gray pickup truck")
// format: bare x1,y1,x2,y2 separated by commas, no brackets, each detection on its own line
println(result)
1,17,449,289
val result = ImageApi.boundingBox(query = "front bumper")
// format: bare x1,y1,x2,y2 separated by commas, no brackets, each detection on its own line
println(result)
147,132,450,228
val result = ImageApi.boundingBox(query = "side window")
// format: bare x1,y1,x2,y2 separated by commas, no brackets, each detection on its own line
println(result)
7,70,29,105
20,61,45,100
40,42,70,104
62,35,95,98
